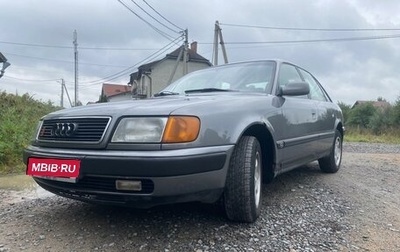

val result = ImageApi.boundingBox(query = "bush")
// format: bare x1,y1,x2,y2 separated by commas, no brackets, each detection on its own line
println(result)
347,102,376,128
0,91,59,174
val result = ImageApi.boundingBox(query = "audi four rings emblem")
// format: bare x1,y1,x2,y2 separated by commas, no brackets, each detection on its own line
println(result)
52,122,78,137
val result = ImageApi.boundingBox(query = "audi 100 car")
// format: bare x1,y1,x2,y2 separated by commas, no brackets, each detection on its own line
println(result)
24,60,344,223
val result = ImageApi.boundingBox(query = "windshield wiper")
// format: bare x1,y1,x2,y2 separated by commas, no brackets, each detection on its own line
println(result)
153,91,180,97
185,88,238,94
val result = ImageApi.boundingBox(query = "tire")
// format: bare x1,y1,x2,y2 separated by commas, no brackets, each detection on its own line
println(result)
318,130,343,173
224,136,262,223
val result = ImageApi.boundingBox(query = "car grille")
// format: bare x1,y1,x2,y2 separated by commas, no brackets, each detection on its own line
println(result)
38,117,110,143
35,176,155,194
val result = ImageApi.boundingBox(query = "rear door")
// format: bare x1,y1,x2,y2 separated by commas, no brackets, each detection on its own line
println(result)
298,68,336,156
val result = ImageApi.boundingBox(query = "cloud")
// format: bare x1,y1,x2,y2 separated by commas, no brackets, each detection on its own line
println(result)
1,0,399,106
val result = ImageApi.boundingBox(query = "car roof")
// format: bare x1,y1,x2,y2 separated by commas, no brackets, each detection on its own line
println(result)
213,59,297,67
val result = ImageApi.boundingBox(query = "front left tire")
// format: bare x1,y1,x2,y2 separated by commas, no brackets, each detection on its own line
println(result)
224,136,262,223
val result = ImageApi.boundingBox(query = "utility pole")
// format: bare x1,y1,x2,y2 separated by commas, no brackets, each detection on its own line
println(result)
73,30,79,106
183,29,189,75
213,23,219,66
60,79,64,107
213,21,228,66
167,46,184,85
63,81,73,108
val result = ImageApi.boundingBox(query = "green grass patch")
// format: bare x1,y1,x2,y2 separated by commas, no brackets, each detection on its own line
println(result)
0,91,60,175
344,127,400,144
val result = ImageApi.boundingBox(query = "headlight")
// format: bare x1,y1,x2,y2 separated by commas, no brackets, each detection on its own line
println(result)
112,117,168,143
111,116,200,143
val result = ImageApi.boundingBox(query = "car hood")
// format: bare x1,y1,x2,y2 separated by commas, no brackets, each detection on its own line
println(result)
44,93,273,119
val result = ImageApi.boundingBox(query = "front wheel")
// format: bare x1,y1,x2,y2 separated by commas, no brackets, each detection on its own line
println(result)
224,136,262,223
318,130,343,173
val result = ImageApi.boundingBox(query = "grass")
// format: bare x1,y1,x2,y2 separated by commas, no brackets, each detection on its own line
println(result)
344,127,400,144
0,91,59,175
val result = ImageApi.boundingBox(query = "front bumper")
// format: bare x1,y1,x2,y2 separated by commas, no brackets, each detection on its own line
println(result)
23,145,234,207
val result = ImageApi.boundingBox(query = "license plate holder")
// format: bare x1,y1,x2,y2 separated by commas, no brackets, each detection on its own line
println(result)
27,157,81,181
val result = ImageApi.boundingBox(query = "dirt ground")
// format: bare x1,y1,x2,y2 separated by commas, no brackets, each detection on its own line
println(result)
0,145,399,251
331,152,400,251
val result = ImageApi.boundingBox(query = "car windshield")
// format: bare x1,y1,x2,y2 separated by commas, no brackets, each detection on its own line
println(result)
163,61,276,95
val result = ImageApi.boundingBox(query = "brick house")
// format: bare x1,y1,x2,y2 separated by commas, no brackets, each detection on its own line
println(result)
100,83,132,102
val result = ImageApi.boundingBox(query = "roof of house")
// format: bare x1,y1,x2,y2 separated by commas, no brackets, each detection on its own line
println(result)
102,83,131,98
352,100,391,109
166,45,211,65
130,43,212,80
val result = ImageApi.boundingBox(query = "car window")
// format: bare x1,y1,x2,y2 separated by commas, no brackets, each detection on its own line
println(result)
278,64,303,87
299,69,327,102
278,63,308,98
164,61,276,94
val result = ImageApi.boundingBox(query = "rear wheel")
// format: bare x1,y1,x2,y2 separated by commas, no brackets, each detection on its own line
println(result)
224,136,262,223
318,130,343,173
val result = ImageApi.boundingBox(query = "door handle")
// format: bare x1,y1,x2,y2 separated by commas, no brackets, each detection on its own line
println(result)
311,110,317,119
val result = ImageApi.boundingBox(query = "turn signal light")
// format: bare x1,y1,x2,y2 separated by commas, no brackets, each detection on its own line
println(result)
162,116,200,143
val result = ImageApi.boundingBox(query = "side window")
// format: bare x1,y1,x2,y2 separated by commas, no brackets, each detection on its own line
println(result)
278,64,303,87
299,69,327,102
278,64,307,98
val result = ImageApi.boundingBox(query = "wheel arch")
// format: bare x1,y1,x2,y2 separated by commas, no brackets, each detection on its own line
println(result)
336,121,344,138
241,123,276,183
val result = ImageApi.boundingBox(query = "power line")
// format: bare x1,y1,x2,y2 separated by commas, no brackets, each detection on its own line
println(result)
4,52,129,67
0,40,159,51
198,33,400,46
3,75,61,82
130,0,180,34
117,0,176,41
220,23,400,32
0,41,71,49
78,35,183,87
3,35,183,86
79,36,183,87
222,34,400,45
7,65,68,75
142,0,183,31
79,46,157,51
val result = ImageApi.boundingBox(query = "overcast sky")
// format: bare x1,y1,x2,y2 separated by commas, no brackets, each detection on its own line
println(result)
1,0,400,107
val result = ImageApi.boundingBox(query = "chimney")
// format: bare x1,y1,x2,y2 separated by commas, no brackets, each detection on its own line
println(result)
190,41,198,53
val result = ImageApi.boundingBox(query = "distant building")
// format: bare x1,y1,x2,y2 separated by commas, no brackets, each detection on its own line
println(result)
352,100,391,110
100,83,132,102
129,42,212,98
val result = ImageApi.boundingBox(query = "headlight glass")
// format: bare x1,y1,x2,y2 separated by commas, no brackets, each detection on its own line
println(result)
112,117,168,143
111,116,200,143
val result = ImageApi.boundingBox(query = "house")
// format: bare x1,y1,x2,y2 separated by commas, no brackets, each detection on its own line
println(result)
100,83,132,102
352,100,391,111
129,42,212,98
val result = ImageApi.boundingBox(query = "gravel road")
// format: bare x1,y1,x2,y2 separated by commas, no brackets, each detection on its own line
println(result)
0,142,399,252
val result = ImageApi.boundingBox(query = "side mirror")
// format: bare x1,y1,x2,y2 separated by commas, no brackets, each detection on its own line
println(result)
278,82,310,96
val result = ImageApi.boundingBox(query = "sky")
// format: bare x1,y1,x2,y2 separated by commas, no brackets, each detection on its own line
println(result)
1,0,400,107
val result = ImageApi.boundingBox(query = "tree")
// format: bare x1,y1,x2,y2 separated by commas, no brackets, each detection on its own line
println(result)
347,102,376,128
98,94,108,103
337,101,351,124
393,97,400,125
368,106,393,134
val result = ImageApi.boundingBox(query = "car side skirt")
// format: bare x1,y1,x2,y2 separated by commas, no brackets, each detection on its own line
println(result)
275,131,334,174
